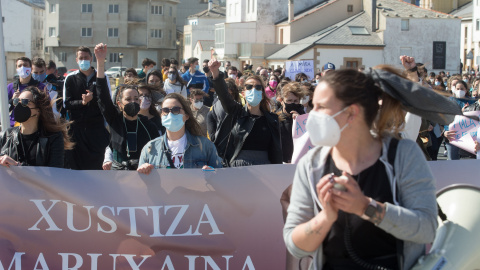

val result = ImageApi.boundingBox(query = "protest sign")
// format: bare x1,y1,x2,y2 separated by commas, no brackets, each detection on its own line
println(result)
291,113,314,164
0,165,295,270
284,60,314,81
447,111,480,154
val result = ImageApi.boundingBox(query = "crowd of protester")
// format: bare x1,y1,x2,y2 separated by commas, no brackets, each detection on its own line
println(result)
1,42,479,269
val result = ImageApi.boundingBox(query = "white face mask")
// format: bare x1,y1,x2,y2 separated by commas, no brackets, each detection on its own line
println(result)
300,96,310,104
193,101,203,109
454,90,466,98
306,107,348,147
139,96,151,110
228,74,236,80
17,66,32,79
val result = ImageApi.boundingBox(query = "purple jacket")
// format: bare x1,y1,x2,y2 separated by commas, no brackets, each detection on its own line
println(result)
7,79,45,127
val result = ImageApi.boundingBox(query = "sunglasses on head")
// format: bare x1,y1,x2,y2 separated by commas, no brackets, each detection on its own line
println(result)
120,84,139,90
13,98,33,107
245,84,263,91
168,71,176,74
161,106,183,115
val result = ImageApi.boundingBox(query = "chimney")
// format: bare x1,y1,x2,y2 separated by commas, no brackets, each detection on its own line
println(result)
288,0,294,23
208,0,213,10
371,0,377,32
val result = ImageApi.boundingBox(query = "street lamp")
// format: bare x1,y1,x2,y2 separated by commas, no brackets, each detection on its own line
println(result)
119,53,124,77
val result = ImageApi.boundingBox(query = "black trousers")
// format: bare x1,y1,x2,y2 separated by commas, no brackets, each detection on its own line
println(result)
65,123,110,170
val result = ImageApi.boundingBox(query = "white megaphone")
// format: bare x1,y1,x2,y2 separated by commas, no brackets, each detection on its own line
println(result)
412,185,480,270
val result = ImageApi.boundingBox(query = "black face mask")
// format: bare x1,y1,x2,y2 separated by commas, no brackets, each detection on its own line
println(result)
203,66,210,73
123,102,140,117
13,104,34,123
284,103,304,114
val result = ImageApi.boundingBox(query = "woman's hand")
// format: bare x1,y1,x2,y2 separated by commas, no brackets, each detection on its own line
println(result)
316,173,339,222
208,59,221,80
444,130,457,141
137,163,154,175
400,55,416,70
102,161,112,170
94,43,107,61
475,141,480,153
330,172,370,217
0,155,19,168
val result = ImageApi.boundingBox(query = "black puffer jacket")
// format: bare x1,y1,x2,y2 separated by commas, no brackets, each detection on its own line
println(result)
0,126,64,167
210,74,282,166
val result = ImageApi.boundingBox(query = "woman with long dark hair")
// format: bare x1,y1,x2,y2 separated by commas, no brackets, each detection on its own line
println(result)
163,66,187,98
94,43,160,170
137,93,222,174
208,59,282,166
0,86,73,167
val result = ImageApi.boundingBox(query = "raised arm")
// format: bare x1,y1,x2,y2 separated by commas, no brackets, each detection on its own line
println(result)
208,59,240,115
94,43,118,125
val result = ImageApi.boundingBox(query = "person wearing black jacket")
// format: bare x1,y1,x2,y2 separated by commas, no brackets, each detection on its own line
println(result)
0,86,73,168
208,59,282,166
63,46,110,170
277,82,307,163
94,43,160,170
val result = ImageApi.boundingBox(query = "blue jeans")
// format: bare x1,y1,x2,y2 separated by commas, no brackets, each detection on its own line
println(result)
446,142,460,160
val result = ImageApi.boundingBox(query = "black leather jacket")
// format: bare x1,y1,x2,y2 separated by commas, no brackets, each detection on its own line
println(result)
0,126,64,168
210,74,282,166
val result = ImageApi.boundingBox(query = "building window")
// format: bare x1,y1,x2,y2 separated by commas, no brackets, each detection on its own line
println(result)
347,5,353,12
215,25,224,49
108,28,119,37
151,29,162,38
110,53,120,63
49,27,56,37
477,19,480,31
45,47,49,53
169,30,172,40
108,4,119,13
81,27,92,37
151,5,163,15
349,26,369,35
49,4,56,13
59,52,67,62
169,6,172,16
81,4,93,13
401,19,409,31
185,34,191,45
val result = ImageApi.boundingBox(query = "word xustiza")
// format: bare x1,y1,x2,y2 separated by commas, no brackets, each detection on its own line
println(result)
28,200,224,237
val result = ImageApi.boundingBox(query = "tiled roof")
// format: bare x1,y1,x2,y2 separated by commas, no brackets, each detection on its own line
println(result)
449,1,472,18
378,0,454,19
275,0,332,25
267,11,384,60
188,5,226,19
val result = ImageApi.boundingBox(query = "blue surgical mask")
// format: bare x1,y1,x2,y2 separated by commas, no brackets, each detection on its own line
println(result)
245,89,263,107
195,65,199,71
315,79,320,84
464,79,469,83
435,81,441,86
161,113,185,132
78,60,91,71
168,74,176,81
32,73,47,82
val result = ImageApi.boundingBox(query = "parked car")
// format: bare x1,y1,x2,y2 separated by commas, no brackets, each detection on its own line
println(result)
64,69,78,77
105,67,127,78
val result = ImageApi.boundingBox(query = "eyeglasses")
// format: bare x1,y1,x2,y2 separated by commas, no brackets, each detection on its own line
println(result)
168,71,176,74
245,84,263,91
13,98,33,107
161,106,183,115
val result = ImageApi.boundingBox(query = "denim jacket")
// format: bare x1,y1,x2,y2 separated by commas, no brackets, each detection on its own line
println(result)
138,130,222,169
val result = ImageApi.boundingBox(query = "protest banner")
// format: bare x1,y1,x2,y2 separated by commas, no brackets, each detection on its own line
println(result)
284,60,314,81
447,111,480,154
0,161,478,270
0,165,295,270
291,113,314,164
